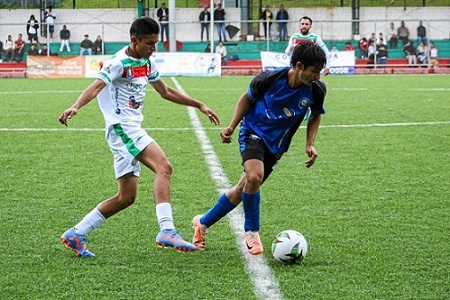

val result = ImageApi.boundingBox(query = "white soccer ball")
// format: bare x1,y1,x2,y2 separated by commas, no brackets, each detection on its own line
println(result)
271,230,308,264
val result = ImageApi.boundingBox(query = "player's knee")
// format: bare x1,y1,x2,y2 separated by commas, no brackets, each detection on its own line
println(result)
158,160,173,178
245,171,263,188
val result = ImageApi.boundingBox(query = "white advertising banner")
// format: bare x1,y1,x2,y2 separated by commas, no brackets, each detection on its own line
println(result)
84,53,222,78
261,51,355,75
152,52,221,76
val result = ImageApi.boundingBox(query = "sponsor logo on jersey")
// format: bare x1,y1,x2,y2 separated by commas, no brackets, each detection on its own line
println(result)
123,65,150,79
299,97,310,108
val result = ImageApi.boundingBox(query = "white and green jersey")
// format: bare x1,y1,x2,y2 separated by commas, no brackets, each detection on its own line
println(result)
285,32,330,68
96,46,160,129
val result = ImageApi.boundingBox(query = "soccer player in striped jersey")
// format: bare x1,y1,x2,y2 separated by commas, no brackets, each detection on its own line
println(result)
285,16,331,76
192,42,327,255
59,17,220,257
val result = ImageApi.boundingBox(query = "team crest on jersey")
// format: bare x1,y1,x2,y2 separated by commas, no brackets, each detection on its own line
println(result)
128,95,141,109
298,98,310,108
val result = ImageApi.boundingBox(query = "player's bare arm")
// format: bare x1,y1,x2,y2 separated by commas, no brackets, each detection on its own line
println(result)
220,92,253,143
304,112,321,168
151,79,220,125
59,79,106,126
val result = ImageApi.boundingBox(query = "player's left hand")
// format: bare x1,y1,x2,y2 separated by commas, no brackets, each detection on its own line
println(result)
305,145,318,168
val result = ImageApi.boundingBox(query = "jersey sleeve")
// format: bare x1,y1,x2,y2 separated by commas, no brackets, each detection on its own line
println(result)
97,58,123,84
315,36,331,69
311,80,327,114
148,57,161,82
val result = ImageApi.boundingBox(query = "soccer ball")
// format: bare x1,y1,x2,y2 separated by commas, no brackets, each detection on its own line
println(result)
271,230,308,264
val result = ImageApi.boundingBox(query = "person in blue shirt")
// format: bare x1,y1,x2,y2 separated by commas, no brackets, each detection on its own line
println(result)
192,41,327,255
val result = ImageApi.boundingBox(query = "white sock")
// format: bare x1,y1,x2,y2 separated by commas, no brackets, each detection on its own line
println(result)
74,208,105,236
156,202,175,231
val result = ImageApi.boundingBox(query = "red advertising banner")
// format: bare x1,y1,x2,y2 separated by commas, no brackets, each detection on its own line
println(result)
27,56,86,78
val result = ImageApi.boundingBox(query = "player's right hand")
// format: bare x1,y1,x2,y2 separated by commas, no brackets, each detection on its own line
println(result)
59,107,78,126
220,127,234,143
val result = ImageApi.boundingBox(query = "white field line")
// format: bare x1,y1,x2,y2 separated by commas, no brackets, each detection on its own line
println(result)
171,78,284,300
1,121,449,132
0,87,449,96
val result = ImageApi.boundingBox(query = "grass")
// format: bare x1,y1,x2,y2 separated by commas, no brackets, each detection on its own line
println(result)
0,74,449,300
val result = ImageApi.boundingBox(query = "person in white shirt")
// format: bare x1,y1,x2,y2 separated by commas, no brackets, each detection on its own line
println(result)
58,17,220,258
44,5,56,42
4,35,14,62
215,41,227,65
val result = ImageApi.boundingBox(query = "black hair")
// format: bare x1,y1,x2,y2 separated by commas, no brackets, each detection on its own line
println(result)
290,41,326,69
299,16,313,24
130,17,160,39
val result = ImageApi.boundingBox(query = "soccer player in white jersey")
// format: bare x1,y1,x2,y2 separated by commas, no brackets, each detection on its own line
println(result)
59,17,220,257
285,16,331,76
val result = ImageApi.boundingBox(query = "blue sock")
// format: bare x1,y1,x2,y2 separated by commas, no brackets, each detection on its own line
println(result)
200,193,236,227
242,191,261,232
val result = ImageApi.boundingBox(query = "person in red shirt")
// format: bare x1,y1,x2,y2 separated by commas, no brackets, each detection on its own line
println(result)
14,33,25,62
344,41,355,51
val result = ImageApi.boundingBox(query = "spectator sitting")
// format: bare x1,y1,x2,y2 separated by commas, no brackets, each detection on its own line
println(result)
4,35,14,62
28,44,39,56
403,40,417,66
376,38,388,66
204,43,211,53
330,44,339,59
416,41,428,65
94,35,103,55
40,44,50,56
215,41,227,65
80,34,94,56
416,20,428,46
428,42,439,69
367,40,376,68
344,42,355,51
14,33,26,62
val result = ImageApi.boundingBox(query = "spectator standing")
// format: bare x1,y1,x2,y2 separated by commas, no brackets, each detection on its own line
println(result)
387,22,398,48
4,35,14,62
416,41,428,65
26,15,40,47
156,3,169,42
59,25,71,52
416,21,428,46
358,37,369,58
94,35,103,55
403,40,417,66
44,5,56,42
0,40,3,62
285,16,331,75
376,38,388,66
275,4,289,41
59,25,70,52
260,5,273,40
214,3,227,42
13,33,25,62
428,42,439,69
397,21,410,46
80,34,94,56
199,6,211,42
28,44,39,56
215,41,227,65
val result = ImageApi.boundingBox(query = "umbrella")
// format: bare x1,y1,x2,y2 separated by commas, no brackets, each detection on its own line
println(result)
225,25,240,39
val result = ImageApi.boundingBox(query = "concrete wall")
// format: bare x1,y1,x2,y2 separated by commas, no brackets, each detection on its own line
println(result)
0,7,448,43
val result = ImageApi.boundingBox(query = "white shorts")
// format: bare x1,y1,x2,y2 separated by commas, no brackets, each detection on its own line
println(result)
106,123,154,179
